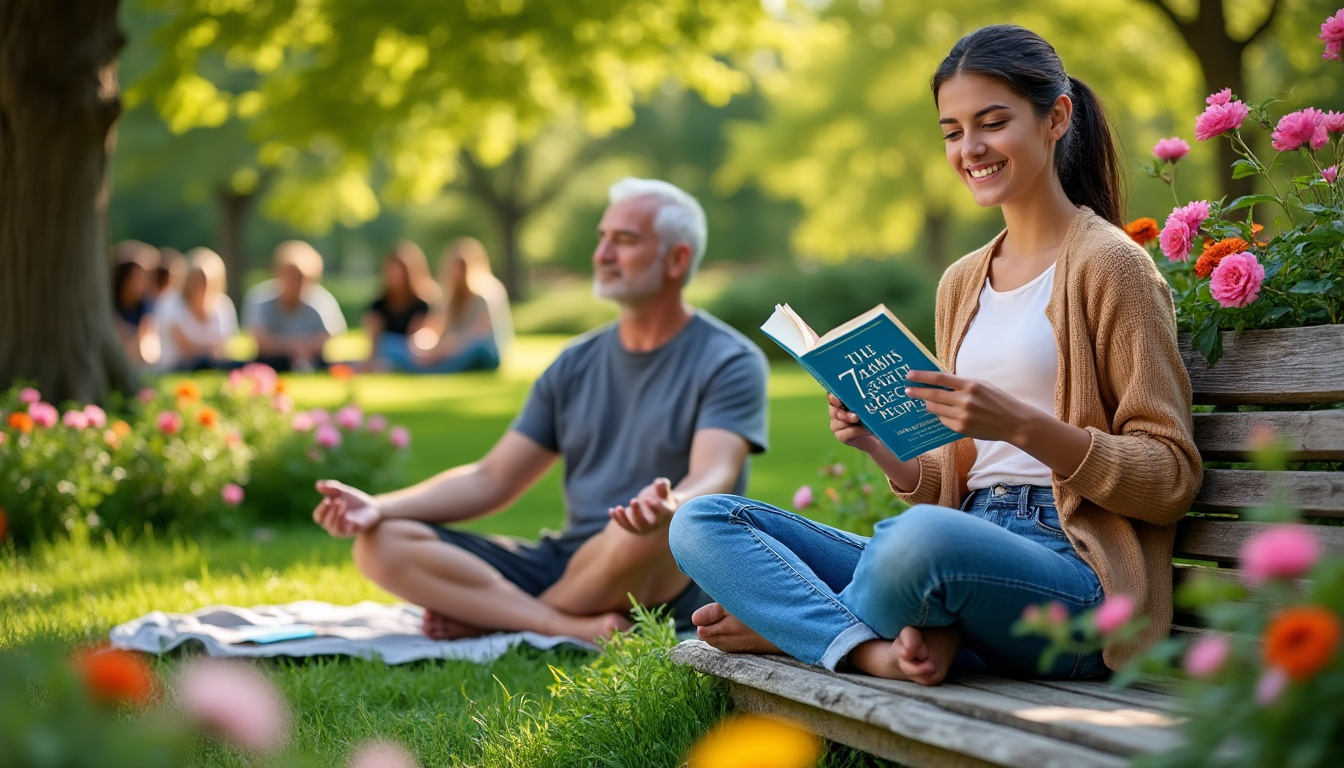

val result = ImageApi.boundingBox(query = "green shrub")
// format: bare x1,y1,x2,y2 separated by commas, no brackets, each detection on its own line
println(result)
706,259,939,360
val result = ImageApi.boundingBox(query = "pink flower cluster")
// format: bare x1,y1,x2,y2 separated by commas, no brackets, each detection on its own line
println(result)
1240,525,1320,586
793,486,813,509
29,401,58,429
228,363,280,396
1153,137,1190,162
1093,594,1135,635
1195,89,1250,141
176,659,290,754
1322,9,1344,60
1209,251,1266,309
1159,200,1211,261
1272,108,1329,153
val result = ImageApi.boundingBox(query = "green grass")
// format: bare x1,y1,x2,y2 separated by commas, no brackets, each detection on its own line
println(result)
1,333,892,767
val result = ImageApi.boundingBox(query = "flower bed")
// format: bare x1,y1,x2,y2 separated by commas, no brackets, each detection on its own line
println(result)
0,365,410,547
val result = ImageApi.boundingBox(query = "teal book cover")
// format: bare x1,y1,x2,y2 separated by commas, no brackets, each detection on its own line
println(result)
761,304,962,462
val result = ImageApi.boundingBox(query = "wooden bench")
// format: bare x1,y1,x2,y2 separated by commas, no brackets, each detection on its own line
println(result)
671,325,1344,767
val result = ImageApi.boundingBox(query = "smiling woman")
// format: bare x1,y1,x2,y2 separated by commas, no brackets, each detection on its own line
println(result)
670,24,1202,689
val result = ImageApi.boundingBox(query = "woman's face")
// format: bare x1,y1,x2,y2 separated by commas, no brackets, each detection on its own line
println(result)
383,258,409,293
445,257,466,289
936,73,1070,210
184,272,207,308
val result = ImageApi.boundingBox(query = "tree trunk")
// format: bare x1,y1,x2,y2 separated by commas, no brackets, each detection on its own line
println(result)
217,189,253,306
496,202,524,301
0,0,135,404
923,207,949,272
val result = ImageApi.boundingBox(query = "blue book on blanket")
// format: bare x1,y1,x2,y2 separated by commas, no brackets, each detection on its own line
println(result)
761,303,962,462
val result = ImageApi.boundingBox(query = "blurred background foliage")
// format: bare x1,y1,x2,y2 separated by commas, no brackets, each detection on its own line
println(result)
108,0,1342,334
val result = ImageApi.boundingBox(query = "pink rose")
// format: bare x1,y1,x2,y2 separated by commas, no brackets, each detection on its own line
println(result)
366,415,388,433
272,394,294,414
1248,423,1278,453
176,659,289,754
1209,251,1266,309
242,363,279,395
1325,166,1338,184
1183,634,1231,678
83,404,107,428
221,483,245,506
138,388,157,404
157,411,182,435
291,412,315,432
1045,601,1069,626
1159,219,1193,261
228,369,246,389
1093,594,1135,635
1153,137,1190,162
315,424,342,448
309,408,331,425
1256,667,1289,706
348,740,419,768
793,486,813,509
1241,525,1320,586
0,432,6,446
18,387,40,405
336,405,363,430
389,426,411,450
62,410,90,429
1324,111,1344,135
1021,604,1042,624
1271,108,1329,153
29,402,58,428
1322,9,1344,60
1206,88,1232,106
1195,98,1250,141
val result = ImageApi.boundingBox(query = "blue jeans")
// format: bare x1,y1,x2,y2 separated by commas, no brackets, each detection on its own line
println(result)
375,332,500,374
669,484,1106,678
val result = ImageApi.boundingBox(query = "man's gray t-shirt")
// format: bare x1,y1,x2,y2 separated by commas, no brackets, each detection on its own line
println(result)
243,280,347,338
512,311,769,544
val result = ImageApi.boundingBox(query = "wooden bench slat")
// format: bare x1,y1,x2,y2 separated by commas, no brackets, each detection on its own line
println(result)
1032,680,1179,712
1180,325,1344,404
1175,518,1344,561
1193,410,1344,461
673,642,1131,768
1193,470,1344,517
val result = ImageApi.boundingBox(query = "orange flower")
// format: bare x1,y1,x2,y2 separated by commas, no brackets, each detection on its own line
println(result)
686,714,821,768
175,381,201,401
198,407,218,428
1194,237,1250,279
7,412,33,433
111,420,132,437
73,646,157,706
330,364,355,380
274,379,288,394
1124,218,1160,246
1263,606,1342,681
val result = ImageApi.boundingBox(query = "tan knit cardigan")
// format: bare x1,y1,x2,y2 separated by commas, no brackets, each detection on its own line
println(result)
894,207,1203,671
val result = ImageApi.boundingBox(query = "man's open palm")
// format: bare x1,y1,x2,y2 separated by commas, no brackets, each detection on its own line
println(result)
609,478,678,535
313,480,382,537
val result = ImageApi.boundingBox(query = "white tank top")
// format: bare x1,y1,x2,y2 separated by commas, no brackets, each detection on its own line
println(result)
955,263,1059,490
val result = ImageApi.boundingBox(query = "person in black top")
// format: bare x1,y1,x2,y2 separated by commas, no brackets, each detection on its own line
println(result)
361,241,437,372
112,240,160,367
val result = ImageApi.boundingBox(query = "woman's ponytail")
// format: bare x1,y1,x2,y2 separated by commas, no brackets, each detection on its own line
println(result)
1060,77,1124,227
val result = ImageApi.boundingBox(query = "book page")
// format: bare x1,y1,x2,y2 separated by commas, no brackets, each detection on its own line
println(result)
760,304,818,356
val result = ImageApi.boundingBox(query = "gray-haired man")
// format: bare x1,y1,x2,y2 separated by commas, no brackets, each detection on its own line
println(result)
312,178,769,640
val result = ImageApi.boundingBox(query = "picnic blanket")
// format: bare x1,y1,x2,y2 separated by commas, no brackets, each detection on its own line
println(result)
110,600,595,664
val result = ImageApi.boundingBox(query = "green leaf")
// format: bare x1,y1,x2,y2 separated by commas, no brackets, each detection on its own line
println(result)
1263,306,1292,323
1222,194,1278,213
1231,159,1260,179
1193,317,1223,366
1289,279,1334,294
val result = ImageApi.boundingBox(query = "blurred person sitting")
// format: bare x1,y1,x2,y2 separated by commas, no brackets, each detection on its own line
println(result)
242,240,347,372
156,248,239,372
111,240,161,367
381,237,512,374
152,246,188,308
361,240,437,372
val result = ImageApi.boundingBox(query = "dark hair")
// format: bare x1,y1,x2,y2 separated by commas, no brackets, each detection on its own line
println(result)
931,25,1124,226
112,260,145,308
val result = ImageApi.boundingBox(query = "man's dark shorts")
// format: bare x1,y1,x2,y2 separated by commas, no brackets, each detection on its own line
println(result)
426,525,710,633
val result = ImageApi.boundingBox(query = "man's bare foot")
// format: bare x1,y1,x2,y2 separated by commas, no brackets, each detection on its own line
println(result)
849,625,960,685
691,603,782,654
563,612,633,643
421,609,487,640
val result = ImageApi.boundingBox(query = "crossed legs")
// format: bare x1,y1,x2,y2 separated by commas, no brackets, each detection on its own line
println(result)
352,518,689,640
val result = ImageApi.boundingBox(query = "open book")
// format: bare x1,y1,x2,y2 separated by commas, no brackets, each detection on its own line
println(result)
762,304,962,462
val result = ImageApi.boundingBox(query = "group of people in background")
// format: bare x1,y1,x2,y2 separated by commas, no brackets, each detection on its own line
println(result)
110,237,512,375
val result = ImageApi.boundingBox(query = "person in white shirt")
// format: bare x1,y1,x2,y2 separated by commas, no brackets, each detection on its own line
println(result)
157,248,238,372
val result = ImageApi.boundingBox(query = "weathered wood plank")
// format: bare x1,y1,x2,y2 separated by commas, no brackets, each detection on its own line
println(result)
1179,326,1344,405
1193,470,1344,517
1033,679,1179,713
1175,518,1344,561
672,643,1130,768
1193,410,1344,461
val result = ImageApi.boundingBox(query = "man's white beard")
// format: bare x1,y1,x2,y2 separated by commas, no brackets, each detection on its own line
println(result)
592,258,666,303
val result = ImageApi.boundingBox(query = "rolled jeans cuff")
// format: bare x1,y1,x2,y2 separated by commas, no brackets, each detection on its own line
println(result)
819,622,880,671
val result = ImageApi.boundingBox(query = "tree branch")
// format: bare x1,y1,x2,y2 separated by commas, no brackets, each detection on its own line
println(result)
525,137,613,212
1244,0,1283,45
457,150,503,211
1140,0,1191,34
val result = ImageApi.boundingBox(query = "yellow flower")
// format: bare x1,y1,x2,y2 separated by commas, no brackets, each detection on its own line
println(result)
686,714,821,768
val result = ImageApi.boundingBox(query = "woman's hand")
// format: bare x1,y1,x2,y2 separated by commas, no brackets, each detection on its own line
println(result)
904,370,1035,444
828,394,885,454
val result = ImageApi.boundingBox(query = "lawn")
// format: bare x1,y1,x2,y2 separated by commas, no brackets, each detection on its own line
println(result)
0,334,891,767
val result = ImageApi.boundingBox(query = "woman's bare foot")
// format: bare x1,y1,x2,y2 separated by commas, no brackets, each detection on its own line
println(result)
849,626,960,685
691,603,782,654
555,612,633,643
421,609,486,640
